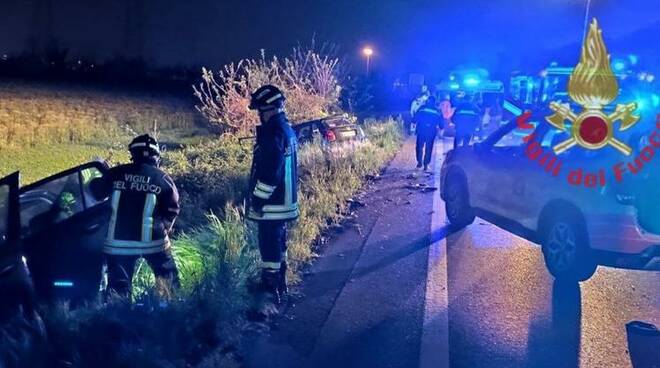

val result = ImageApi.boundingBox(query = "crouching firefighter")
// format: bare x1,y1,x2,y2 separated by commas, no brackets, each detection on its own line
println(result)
247,85,299,314
91,134,181,299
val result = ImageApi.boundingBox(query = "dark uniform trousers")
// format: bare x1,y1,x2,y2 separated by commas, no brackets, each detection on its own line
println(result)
258,221,287,266
105,249,180,297
416,132,436,166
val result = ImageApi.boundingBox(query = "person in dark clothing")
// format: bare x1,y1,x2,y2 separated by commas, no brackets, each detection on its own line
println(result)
453,97,481,148
91,134,180,298
414,96,443,171
246,85,299,315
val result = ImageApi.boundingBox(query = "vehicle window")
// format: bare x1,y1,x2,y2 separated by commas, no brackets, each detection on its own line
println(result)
297,125,312,140
20,172,84,237
0,184,9,248
81,166,105,208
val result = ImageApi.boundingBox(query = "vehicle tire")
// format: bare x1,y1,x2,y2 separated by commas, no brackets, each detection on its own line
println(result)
444,171,475,229
540,212,597,282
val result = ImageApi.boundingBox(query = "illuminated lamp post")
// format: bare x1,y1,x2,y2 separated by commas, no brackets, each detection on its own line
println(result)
362,47,374,75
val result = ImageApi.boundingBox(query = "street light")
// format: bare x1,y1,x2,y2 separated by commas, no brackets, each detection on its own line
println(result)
362,47,374,75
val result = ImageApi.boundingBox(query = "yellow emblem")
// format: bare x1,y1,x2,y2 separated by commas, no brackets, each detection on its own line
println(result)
545,19,640,156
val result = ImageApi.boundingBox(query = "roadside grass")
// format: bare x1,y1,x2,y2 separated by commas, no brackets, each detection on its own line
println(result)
0,80,403,366
8,118,402,367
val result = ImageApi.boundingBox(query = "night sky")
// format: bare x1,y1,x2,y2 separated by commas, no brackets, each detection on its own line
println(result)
0,0,658,78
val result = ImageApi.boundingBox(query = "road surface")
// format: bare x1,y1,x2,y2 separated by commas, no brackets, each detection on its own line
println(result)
244,137,660,368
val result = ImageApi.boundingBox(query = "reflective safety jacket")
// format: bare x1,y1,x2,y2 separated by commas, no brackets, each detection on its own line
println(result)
247,113,299,222
414,105,444,137
94,163,180,256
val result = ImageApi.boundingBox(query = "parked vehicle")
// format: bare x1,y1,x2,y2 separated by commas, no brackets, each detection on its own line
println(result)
440,117,660,282
13,161,111,303
293,114,366,148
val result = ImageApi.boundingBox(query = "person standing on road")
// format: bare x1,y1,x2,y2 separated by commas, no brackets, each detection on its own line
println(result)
439,94,455,137
453,96,481,148
414,96,443,171
91,134,180,299
247,85,299,316
409,86,430,135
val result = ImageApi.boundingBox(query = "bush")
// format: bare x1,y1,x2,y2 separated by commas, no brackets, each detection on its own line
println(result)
193,48,342,134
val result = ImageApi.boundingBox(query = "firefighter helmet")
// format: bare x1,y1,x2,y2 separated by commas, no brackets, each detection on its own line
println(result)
129,134,160,161
249,85,286,111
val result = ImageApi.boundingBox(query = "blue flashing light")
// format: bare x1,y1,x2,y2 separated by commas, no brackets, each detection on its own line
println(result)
628,54,639,66
449,82,460,90
652,94,660,108
53,280,74,287
637,98,647,111
613,60,626,72
464,76,480,87
502,100,523,117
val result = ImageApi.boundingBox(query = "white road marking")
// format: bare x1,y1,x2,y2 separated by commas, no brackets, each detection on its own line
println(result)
419,139,450,368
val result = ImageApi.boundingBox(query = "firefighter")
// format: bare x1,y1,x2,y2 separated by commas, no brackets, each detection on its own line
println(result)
453,95,481,148
246,85,299,314
91,134,180,298
414,96,443,171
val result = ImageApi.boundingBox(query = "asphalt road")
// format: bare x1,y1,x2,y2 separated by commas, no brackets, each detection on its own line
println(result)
245,137,660,368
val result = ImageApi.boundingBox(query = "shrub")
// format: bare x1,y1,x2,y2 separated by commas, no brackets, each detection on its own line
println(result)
193,48,342,134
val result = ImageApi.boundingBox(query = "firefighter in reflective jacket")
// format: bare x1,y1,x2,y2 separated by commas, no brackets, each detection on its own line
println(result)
247,85,299,311
91,134,180,298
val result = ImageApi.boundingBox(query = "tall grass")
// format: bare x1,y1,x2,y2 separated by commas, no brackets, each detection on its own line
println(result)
0,77,402,366
0,81,204,150
0,118,401,367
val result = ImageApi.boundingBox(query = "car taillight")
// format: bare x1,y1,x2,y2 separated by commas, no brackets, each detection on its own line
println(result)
326,130,337,142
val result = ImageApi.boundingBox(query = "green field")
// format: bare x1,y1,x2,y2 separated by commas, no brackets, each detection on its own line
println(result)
0,80,206,183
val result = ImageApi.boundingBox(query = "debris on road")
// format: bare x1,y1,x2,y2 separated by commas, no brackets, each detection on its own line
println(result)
404,183,438,192
347,198,366,208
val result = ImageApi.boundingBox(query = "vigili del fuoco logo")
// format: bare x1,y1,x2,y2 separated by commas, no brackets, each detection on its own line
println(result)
516,18,660,189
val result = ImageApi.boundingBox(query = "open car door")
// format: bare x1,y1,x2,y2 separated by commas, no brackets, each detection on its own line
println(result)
20,161,111,303
0,172,37,318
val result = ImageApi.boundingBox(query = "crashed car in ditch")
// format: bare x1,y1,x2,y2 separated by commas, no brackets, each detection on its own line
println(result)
0,161,111,304
440,113,660,282
293,114,366,149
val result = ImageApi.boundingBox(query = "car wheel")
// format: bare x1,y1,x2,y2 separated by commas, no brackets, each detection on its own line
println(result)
444,172,475,229
541,214,597,282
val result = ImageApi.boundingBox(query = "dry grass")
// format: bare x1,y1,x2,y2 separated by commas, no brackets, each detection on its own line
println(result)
0,81,205,150
0,80,211,184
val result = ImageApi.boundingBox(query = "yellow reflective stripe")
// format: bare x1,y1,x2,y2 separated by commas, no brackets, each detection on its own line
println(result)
105,238,167,248
265,94,283,104
107,190,121,241
253,187,271,199
256,181,276,193
248,207,299,220
141,193,157,242
284,155,292,206
261,261,281,270
262,203,297,212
